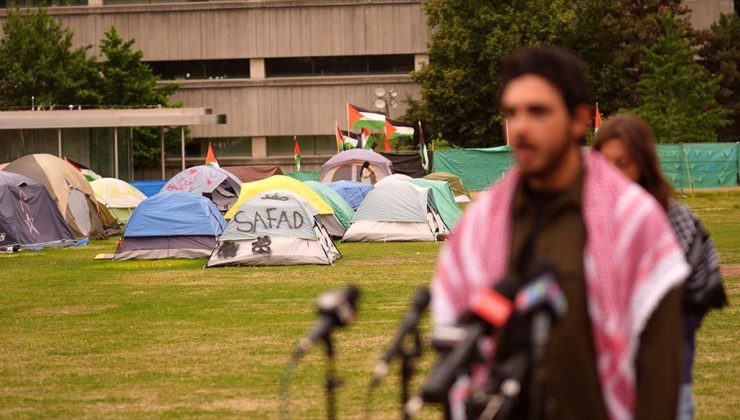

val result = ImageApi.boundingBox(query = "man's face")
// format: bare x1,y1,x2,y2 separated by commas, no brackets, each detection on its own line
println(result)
501,75,584,179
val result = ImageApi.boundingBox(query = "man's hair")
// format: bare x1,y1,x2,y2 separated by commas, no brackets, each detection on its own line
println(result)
500,47,592,114
593,114,674,209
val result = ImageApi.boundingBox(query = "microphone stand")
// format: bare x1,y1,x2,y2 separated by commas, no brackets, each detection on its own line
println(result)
528,312,552,420
323,334,342,420
399,324,422,420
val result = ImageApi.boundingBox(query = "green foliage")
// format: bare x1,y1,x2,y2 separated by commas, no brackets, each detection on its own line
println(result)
0,7,100,109
698,13,740,142
631,14,729,143
408,0,575,148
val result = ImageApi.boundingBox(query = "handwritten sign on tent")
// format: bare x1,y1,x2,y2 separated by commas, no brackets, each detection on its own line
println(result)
220,191,319,241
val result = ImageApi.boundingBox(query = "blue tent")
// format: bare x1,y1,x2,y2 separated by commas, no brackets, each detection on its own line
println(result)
115,192,227,260
327,180,374,211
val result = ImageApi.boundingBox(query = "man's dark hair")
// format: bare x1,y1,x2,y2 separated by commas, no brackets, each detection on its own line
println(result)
500,47,592,114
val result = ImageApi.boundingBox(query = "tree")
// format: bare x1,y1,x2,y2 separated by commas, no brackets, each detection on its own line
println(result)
0,7,100,109
698,12,740,141
631,13,729,143
406,0,576,148
96,26,182,169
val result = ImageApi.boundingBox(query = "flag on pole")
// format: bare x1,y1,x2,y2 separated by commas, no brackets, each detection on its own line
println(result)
205,142,220,168
418,121,430,174
64,157,102,181
595,102,603,133
384,118,415,151
335,123,359,151
347,103,386,129
293,136,301,172
361,129,374,150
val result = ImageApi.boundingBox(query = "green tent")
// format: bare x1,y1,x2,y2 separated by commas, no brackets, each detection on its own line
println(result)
409,178,462,229
304,181,354,230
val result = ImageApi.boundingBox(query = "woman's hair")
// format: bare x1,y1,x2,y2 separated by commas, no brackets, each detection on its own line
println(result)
593,114,674,209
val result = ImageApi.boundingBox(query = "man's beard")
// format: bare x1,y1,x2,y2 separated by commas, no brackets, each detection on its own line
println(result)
518,132,574,184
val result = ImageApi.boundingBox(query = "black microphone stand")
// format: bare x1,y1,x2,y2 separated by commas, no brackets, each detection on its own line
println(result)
398,324,423,420
323,334,342,420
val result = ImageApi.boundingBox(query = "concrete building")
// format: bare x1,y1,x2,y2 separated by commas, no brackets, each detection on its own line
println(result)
0,0,734,178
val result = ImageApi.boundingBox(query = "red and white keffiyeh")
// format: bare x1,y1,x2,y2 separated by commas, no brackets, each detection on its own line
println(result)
432,152,689,420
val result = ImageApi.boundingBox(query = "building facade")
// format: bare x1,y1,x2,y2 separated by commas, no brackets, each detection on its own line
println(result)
0,0,734,178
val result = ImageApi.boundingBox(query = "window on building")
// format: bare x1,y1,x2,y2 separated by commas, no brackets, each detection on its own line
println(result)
267,135,336,157
145,59,250,80
265,54,414,78
186,137,252,158
1,0,87,7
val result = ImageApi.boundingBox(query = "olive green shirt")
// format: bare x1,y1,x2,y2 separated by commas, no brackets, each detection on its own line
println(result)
503,170,682,420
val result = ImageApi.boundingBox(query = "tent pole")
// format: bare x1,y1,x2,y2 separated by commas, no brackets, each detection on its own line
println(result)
114,127,119,179
57,128,62,158
160,126,166,180
180,126,185,171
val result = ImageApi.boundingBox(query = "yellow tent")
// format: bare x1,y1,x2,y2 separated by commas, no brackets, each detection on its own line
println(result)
225,175,333,220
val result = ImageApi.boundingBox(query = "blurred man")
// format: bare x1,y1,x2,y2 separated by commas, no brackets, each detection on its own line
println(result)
431,47,688,420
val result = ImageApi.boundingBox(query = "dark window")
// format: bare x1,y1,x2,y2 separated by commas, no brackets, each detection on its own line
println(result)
2,0,87,6
267,135,335,157
186,137,252,158
145,59,249,80
265,54,414,78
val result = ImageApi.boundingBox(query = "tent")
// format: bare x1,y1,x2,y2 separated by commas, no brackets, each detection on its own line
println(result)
206,190,341,267
0,172,75,248
374,173,412,187
3,154,118,239
423,172,471,203
409,178,462,229
223,165,283,182
224,175,345,237
162,165,242,212
114,192,227,260
327,180,374,211
304,181,354,231
319,149,393,184
130,180,167,197
90,178,147,224
342,182,449,242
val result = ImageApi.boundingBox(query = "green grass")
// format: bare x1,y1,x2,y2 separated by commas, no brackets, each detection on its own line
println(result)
0,191,738,419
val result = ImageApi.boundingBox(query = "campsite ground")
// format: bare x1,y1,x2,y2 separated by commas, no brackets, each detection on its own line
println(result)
1,191,738,419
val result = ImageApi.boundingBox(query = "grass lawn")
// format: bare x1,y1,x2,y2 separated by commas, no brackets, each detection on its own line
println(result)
0,191,738,419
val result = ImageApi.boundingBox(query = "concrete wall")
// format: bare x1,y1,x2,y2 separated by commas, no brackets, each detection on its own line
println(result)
684,0,735,30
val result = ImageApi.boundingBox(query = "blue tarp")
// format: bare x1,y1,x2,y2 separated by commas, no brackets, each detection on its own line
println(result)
124,192,227,237
130,180,168,197
327,180,374,211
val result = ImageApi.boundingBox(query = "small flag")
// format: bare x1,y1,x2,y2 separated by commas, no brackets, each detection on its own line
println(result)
418,121,430,173
64,157,102,181
348,103,386,130
361,129,374,150
335,123,358,151
595,103,603,133
293,136,301,172
205,142,220,168
384,118,415,152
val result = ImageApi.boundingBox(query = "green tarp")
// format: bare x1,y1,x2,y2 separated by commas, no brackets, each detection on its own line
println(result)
409,179,462,229
285,171,321,182
304,181,355,230
435,143,739,191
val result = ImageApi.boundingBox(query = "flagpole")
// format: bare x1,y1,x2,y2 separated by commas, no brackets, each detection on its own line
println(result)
505,119,510,146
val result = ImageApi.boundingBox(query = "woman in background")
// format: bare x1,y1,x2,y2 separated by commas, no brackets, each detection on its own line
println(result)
593,114,727,420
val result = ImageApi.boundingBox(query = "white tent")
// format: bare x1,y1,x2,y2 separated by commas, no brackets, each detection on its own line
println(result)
206,190,341,266
342,182,448,242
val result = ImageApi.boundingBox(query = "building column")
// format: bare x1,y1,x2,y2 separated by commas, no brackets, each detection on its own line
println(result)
252,136,267,158
250,58,265,80
87,0,103,5
414,54,429,71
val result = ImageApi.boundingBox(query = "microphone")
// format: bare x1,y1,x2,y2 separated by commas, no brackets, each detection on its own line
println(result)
292,285,360,360
372,288,431,385
418,275,520,404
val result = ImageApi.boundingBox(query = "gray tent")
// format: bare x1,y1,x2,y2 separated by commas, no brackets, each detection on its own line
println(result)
207,190,341,266
0,172,75,248
342,182,448,242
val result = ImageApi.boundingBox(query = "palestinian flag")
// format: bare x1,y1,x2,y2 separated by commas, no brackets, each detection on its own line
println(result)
334,123,358,151
418,121,430,174
64,157,102,181
347,103,386,130
293,136,301,172
205,142,220,168
595,102,603,133
384,118,415,152
361,129,374,150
